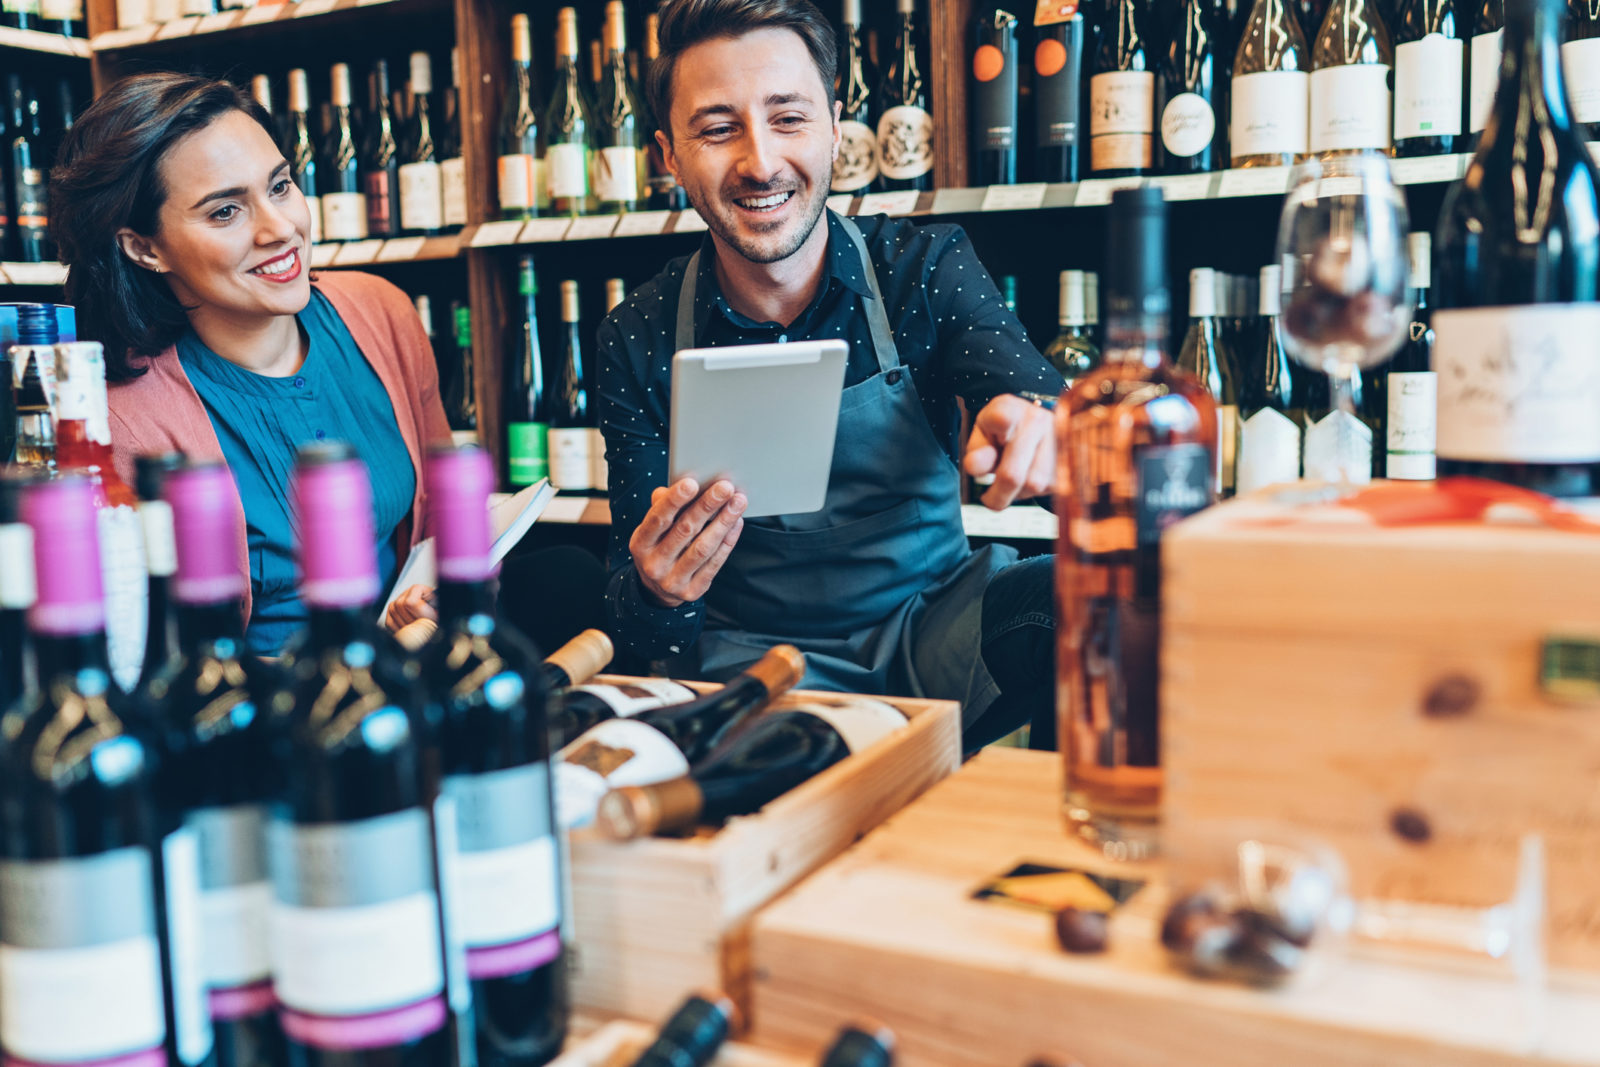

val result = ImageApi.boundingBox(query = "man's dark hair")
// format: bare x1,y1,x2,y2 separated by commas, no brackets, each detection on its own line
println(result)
49,72,276,381
647,0,838,141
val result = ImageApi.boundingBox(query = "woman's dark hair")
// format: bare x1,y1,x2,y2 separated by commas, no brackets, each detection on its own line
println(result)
50,72,277,381
647,0,837,142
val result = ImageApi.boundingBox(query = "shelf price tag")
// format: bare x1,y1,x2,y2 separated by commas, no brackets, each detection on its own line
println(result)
567,215,620,241
376,236,427,262
309,244,341,268
295,0,339,16
333,239,383,265
857,190,922,216
980,183,1048,212
614,210,672,237
240,3,279,23
674,209,711,233
470,220,526,247
520,218,573,242
1217,166,1290,198
2,262,67,286
1073,178,1142,207
0,265,9,284
1390,155,1465,185
1152,173,1216,201
826,193,857,216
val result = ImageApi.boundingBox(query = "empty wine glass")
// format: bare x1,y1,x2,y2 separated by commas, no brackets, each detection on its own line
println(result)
1275,154,1413,493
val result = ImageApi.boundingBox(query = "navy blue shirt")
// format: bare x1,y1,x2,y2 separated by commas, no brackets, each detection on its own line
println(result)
180,288,416,656
595,211,1062,660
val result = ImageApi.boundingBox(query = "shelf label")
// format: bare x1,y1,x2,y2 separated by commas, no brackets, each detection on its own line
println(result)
567,215,619,241
826,193,856,216
1073,178,1142,207
674,209,710,233
1217,166,1291,198
240,3,279,23
294,0,338,16
308,244,340,268
0,266,9,284
520,218,573,243
857,190,921,216
1152,173,1216,201
332,239,383,265
470,220,525,247
613,210,671,237
980,182,1048,212
1390,154,1464,185
377,236,427,262
195,11,235,32
3,262,67,286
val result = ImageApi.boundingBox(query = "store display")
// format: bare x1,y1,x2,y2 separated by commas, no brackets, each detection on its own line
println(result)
1176,267,1240,495
971,7,1020,186
1235,263,1304,493
878,0,935,192
500,13,543,222
1033,0,1088,183
1158,0,1227,173
320,63,367,242
133,451,182,690
546,6,597,217
595,1,645,214
1308,0,1395,154
1089,0,1156,176
362,59,402,240
1392,0,1464,156
548,278,594,494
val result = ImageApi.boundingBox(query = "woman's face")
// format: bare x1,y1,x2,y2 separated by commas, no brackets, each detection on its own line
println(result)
129,108,313,324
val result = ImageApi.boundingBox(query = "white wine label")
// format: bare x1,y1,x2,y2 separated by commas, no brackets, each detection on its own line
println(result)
497,153,537,210
1469,30,1503,133
100,504,148,694
140,499,177,578
589,426,609,492
1237,407,1302,494
1386,370,1437,480
1303,409,1373,485
1217,403,1239,494
398,161,444,231
320,191,369,241
440,157,468,227
189,805,271,998
568,678,696,717
1309,64,1392,152
1394,35,1464,140
0,849,167,1064
1160,92,1215,158
781,696,906,755
1433,304,1600,462
1564,39,1600,123
428,795,471,1017
833,119,880,190
594,146,640,203
548,427,594,491
0,523,36,610
546,142,589,199
162,828,214,1066
1089,71,1154,170
876,105,934,180
556,719,692,830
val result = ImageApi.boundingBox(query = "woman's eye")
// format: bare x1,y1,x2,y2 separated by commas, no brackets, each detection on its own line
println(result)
211,205,238,221
272,179,292,195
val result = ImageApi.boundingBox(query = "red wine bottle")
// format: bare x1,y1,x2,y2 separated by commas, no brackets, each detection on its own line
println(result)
135,451,184,690
415,443,568,1066
1034,1,1089,182
361,60,402,239
1089,0,1156,176
270,443,456,1063
0,471,35,709
971,8,1021,185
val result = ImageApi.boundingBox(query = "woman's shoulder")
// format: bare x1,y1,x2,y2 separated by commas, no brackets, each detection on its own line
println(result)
314,270,415,326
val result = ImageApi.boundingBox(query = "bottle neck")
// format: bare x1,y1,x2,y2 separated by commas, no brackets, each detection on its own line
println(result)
175,598,245,650
32,629,111,683
1500,0,1569,126
1104,314,1169,367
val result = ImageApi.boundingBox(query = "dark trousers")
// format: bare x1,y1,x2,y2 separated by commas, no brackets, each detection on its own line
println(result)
966,553,1056,754
496,545,609,660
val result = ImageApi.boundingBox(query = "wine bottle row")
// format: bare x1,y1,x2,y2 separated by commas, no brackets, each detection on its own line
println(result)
0,0,84,36
2,73,83,264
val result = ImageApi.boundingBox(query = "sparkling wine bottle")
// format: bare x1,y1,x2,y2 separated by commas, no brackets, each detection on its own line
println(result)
1308,0,1395,155
877,0,935,191
1176,267,1241,496
1235,262,1305,494
594,1,645,214
319,63,367,242
1089,0,1157,176
1230,0,1313,166
362,60,402,240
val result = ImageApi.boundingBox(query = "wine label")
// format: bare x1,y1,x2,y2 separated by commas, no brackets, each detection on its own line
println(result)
0,523,36,610
305,194,322,246
268,810,447,1046
590,426,609,492
876,105,935,180
594,145,640,203
441,157,468,227
568,678,695,717
546,142,589,200
1236,407,1302,494
399,160,444,231
139,500,176,578
1216,403,1239,494
1394,35,1464,140
781,695,906,755
189,805,272,1002
1433,305,1600,463
0,848,168,1065
498,153,538,211
973,42,1018,151
1386,370,1437,480
833,119,880,191
320,191,369,241
428,795,470,1018
1563,38,1600,122
1135,443,1212,544
2,0,41,14
548,427,594,491
362,170,393,234
507,420,549,486
1303,409,1373,485
99,504,148,695
1035,30,1084,159
41,0,81,17
1160,92,1215,158
1469,30,1503,133
1309,64,1392,152
1089,70,1154,171
555,719,692,830
162,828,214,1066
116,0,147,27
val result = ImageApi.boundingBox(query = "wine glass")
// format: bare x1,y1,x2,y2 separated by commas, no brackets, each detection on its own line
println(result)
1275,154,1413,492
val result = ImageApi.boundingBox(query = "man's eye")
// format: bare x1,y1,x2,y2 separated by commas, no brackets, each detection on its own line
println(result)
703,125,734,138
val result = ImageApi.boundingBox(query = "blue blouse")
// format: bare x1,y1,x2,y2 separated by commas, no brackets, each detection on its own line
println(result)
180,288,417,656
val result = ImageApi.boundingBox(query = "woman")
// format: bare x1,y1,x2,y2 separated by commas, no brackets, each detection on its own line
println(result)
50,72,450,656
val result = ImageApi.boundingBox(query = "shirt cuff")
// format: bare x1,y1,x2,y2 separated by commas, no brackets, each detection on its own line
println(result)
606,565,708,659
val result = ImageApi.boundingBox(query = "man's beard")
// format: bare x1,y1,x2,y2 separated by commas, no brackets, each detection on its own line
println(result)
687,161,834,266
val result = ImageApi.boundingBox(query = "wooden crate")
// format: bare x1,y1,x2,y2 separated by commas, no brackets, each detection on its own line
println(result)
567,682,962,1021
1161,493,1600,973
750,749,1600,1067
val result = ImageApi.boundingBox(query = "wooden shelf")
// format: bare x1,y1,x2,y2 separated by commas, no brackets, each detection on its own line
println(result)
0,25,91,56
89,0,430,52
0,262,68,287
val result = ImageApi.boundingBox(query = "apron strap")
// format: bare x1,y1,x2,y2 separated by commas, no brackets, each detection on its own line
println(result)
672,212,903,373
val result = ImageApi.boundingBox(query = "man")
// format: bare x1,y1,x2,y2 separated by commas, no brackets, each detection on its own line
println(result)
596,0,1062,749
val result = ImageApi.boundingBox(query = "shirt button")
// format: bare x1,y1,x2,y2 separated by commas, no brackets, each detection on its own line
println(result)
293,377,305,388
314,429,326,440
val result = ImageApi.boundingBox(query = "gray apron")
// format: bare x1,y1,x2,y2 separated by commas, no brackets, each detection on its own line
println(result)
675,214,1016,725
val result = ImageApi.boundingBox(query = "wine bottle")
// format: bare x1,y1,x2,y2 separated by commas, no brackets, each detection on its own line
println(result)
500,14,543,222
1467,0,1504,139
319,63,367,242
1177,267,1241,496
598,695,907,839
546,7,597,217
1235,263,1304,493
417,444,569,1066
972,8,1021,185
1056,187,1217,860
1302,366,1373,482
0,471,35,711
625,994,735,1067
556,644,806,830
456,308,478,436
1084,269,1101,346
400,51,445,236
270,443,455,1061
548,676,698,750
642,14,692,211
1373,232,1437,479
1434,0,1600,494
1393,0,1464,155
9,302,56,474
1,476,214,1067
5,75,49,264
250,73,276,140
1034,0,1088,182
595,1,645,214
1089,0,1157,176
287,69,322,247
1566,0,1600,139
505,255,550,487
1309,0,1395,154
835,0,880,194
417,292,443,385
1296,0,1334,43
441,49,468,231
135,452,184,691
1158,0,1227,173
818,1025,897,1067
548,279,594,494
877,0,935,192
1044,269,1100,384
143,460,286,1067
361,60,402,240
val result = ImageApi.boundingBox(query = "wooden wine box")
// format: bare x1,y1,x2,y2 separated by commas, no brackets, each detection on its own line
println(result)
565,680,963,1021
749,749,1600,1067
1160,490,1600,973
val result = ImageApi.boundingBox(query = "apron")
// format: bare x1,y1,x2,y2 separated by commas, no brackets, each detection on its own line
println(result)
676,214,1016,725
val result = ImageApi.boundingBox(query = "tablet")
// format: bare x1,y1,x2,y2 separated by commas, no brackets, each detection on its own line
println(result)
670,339,849,517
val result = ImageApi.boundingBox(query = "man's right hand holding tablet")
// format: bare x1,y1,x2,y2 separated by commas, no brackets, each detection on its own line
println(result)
629,477,748,608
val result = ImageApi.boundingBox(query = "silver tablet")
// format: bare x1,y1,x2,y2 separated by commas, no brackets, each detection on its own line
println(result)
669,339,849,517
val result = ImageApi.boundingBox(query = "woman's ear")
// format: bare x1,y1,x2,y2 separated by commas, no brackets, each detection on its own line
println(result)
116,228,165,274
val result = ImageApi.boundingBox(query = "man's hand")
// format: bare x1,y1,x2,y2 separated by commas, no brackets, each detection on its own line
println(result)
386,584,438,631
630,477,747,608
963,395,1056,510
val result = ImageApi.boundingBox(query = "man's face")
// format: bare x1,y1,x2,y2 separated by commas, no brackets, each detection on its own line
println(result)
662,27,839,266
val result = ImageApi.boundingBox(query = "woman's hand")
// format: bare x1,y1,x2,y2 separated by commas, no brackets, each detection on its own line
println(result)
386,584,439,631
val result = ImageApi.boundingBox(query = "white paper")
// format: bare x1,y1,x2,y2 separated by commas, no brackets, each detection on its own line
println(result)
332,239,383,265
309,243,339,268
614,210,671,237
520,217,573,242
674,209,710,232
377,236,427,262
980,182,1048,211
567,214,619,240
470,220,525,247
856,190,921,216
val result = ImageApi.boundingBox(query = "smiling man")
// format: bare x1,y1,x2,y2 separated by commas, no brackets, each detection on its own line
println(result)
597,0,1064,750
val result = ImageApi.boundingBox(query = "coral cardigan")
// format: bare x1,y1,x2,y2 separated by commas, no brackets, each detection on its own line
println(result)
107,270,453,623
